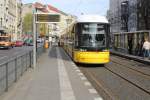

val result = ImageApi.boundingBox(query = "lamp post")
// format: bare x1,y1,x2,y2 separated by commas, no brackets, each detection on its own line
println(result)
0,18,2,28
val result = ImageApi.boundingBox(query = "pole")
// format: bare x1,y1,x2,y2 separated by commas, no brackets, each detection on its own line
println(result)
33,13,36,68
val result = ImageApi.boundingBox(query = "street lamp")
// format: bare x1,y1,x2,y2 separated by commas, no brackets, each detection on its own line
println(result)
0,18,2,27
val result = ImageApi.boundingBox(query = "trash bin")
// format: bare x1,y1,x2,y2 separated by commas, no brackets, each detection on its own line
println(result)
44,40,49,49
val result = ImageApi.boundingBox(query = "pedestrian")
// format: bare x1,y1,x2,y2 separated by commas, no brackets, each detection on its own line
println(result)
142,38,150,58
128,36,133,54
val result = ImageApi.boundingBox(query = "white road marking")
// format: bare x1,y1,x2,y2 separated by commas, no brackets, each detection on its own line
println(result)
88,89,98,94
75,69,81,72
71,62,75,65
80,76,87,81
78,73,84,76
84,81,91,86
73,67,79,70
94,97,103,100
72,64,76,67
57,48,76,100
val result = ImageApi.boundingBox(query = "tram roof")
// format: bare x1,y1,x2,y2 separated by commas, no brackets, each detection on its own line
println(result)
77,15,109,23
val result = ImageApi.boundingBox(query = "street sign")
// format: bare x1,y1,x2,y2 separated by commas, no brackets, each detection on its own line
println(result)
36,14,60,23
33,13,61,68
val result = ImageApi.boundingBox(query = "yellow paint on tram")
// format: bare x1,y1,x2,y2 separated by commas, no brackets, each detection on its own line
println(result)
74,51,110,64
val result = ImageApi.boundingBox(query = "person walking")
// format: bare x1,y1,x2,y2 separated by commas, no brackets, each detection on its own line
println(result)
142,38,150,59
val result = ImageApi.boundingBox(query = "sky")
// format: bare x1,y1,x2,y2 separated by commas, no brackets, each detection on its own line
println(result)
22,0,109,16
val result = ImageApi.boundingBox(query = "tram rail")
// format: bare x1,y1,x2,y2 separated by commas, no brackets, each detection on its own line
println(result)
106,63,150,95
110,55,150,76
78,55,150,100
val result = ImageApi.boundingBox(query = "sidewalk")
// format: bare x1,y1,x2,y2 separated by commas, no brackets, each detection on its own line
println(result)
0,46,102,100
110,49,150,65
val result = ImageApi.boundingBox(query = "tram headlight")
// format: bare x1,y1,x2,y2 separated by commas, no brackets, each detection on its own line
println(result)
79,49,87,52
102,49,109,52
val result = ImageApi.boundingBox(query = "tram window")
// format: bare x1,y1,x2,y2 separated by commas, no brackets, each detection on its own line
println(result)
75,23,107,48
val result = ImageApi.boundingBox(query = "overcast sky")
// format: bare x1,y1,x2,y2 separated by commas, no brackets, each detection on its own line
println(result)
22,0,109,16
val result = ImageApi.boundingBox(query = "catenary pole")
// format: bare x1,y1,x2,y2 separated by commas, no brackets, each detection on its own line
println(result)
33,13,36,68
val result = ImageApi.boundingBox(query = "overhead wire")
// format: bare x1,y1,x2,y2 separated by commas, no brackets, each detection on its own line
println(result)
73,0,83,15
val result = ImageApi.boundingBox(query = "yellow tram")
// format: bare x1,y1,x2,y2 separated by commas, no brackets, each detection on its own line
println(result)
61,15,110,64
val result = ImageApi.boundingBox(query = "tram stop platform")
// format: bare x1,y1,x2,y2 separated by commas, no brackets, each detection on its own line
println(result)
110,49,150,65
0,46,102,100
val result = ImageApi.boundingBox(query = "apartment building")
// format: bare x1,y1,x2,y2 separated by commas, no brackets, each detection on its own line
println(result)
0,0,22,40
33,2,75,37
0,0,9,33
108,0,138,32
108,0,122,33
137,0,150,30
17,0,23,39
108,0,150,33
22,3,33,18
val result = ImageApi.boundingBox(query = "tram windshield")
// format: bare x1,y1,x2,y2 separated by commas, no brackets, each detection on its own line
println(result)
75,23,108,50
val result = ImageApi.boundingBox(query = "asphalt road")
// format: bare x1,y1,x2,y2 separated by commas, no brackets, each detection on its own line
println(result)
0,43,45,64
0,46,33,64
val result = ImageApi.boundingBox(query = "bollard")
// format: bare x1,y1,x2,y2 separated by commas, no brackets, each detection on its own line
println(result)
44,40,49,49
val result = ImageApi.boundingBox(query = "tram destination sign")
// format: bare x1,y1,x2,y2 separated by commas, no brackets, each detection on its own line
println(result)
36,13,60,23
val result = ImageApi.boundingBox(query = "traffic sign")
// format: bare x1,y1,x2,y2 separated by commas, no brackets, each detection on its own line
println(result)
36,13,60,23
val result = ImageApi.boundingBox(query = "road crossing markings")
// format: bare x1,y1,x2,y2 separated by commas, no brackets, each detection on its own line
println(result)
88,88,98,94
80,76,87,81
94,97,103,100
71,62,75,65
78,72,84,76
72,64,76,67
73,67,103,100
57,48,76,100
73,67,79,70
63,50,103,100
84,81,91,86
75,69,81,72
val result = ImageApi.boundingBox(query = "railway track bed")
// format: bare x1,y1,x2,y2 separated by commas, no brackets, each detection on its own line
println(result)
78,55,150,100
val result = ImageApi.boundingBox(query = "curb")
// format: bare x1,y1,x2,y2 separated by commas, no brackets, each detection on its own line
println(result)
110,51,150,65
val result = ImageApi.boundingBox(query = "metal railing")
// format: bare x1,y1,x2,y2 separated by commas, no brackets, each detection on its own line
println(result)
37,44,45,58
0,45,45,95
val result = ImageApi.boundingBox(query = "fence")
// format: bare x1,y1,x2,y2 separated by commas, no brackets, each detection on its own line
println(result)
0,45,45,95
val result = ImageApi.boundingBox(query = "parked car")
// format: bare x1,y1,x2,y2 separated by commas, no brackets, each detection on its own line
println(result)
15,40,24,47
24,38,33,46
0,34,14,49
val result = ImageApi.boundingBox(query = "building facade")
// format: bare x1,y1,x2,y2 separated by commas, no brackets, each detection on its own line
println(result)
137,0,150,30
17,0,23,39
22,2,75,42
33,2,75,37
0,0,10,33
108,0,122,33
108,0,138,33
0,0,22,40
108,0,150,33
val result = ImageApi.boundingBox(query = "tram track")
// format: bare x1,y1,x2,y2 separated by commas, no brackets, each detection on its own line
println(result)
78,55,150,100
79,66,119,100
110,55,150,76
105,66,150,95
